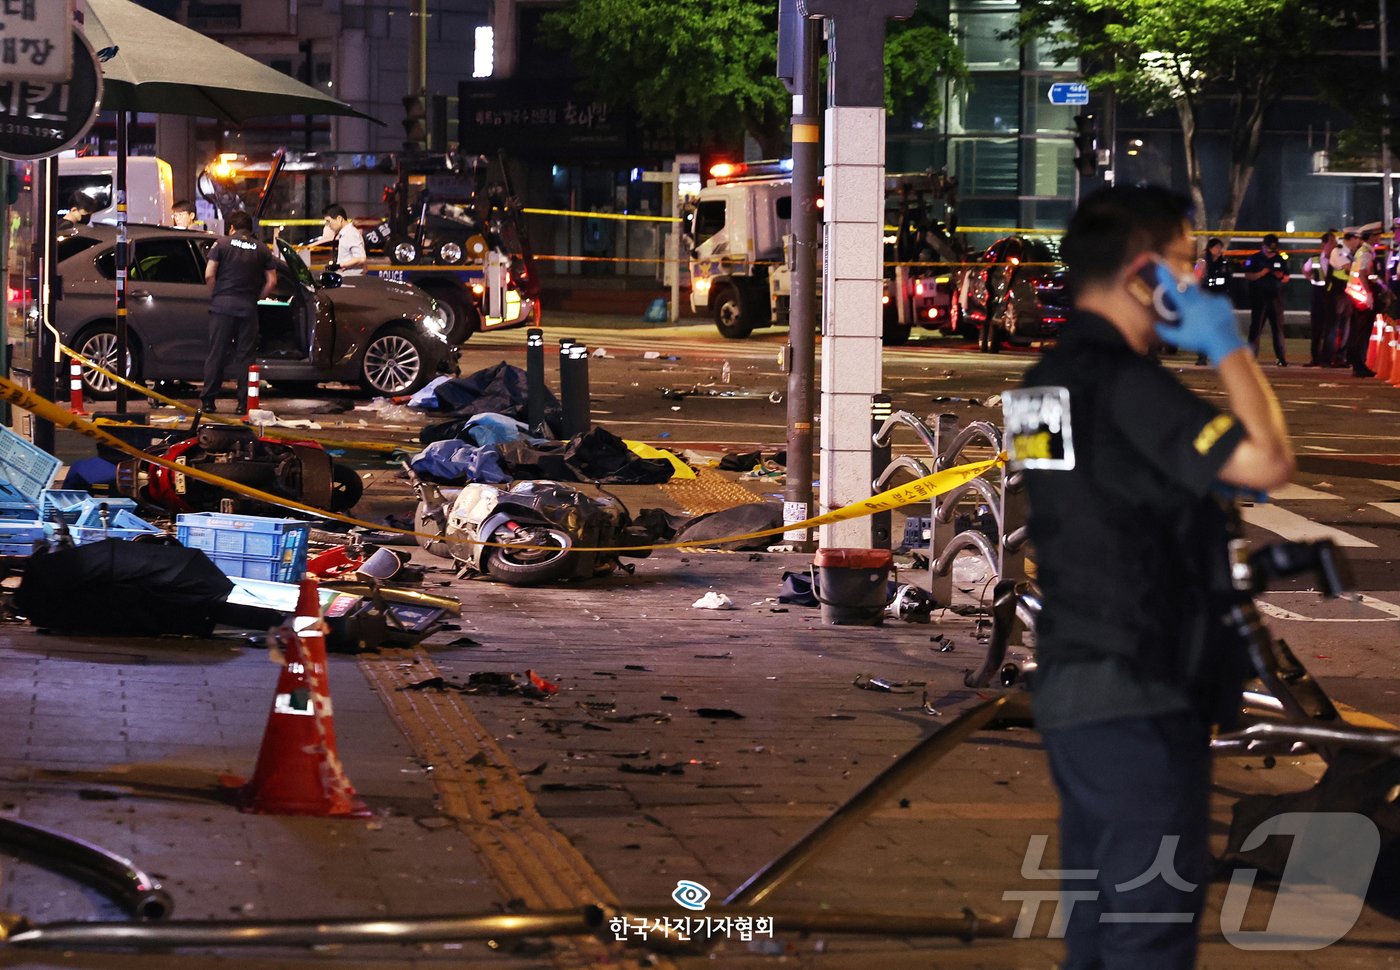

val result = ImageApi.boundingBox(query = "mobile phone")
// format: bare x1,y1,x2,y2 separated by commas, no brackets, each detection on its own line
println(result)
1129,257,1183,322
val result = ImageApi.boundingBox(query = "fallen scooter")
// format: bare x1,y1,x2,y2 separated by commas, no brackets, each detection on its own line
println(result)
409,469,651,586
117,421,364,515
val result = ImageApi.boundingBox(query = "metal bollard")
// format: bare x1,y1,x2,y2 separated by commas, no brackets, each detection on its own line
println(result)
559,342,592,438
928,413,959,606
525,327,546,435
870,394,892,550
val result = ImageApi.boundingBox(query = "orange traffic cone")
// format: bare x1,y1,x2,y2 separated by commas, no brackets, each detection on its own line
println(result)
237,576,368,816
1389,322,1400,387
1375,318,1396,383
1366,316,1387,371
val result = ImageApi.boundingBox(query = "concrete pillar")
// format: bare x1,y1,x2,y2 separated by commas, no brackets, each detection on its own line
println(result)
818,105,885,548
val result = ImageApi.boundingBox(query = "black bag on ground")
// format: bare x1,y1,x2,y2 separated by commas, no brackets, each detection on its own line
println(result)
15,540,234,637
1224,749,1400,896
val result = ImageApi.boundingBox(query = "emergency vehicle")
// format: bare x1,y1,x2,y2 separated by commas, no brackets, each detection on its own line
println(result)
199,149,538,346
687,160,966,343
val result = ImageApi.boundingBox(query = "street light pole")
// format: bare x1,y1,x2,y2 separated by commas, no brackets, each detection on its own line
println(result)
1382,0,1393,226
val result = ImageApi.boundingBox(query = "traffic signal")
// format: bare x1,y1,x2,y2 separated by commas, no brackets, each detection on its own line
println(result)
1073,114,1098,178
402,94,427,152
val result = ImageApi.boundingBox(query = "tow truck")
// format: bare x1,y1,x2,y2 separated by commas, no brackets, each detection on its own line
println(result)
687,159,967,343
200,149,539,345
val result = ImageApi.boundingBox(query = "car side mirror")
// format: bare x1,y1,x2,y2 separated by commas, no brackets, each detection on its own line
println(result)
318,269,343,289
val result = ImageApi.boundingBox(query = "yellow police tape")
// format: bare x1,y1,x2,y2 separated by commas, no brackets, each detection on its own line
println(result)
57,343,406,455
5,371,1003,554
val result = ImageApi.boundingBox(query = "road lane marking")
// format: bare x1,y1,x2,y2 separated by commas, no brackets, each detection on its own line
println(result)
1255,594,1400,622
1374,479,1400,491
1269,484,1340,500
1239,505,1376,548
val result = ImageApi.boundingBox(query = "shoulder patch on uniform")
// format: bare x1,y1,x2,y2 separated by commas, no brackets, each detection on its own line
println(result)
1002,386,1075,470
1193,413,1236,455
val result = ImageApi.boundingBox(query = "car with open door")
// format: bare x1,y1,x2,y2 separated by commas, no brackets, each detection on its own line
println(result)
53,223,452,398
958,234,1070,353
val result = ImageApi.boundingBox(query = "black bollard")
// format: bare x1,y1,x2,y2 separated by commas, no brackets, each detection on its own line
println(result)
560,342,593,438
558,339,576,436
525,328,546,435
870,394,893,550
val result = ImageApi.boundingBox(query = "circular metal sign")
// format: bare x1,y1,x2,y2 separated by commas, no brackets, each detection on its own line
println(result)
0,30,103,161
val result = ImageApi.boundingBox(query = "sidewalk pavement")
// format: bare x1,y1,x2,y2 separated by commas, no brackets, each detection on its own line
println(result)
1,474,1397,969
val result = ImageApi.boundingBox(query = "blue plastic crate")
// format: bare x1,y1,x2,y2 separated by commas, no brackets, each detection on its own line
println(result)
0,426,58,507
0,522,49,556
40,490,103,524
175,512,310,582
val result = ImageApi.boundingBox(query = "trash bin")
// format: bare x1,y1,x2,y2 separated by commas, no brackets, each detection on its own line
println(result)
814,547,893,626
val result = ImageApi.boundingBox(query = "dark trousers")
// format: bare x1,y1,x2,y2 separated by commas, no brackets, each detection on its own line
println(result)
1308,283,1336,364
1042,712,1211,970
202,310,257,409
1332,285,1354,364
1248,292,1286,363
1349,306,1376,369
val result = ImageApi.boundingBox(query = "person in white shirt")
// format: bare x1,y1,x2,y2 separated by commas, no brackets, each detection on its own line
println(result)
310,204,366,275
171,199,199,230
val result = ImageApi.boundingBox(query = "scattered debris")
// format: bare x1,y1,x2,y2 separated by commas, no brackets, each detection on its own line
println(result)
693,651,734,660
399,670,558,700
695,708,745,720
618,762,685,776
852,674,916,694
624,664,652,671
446,636,484,649
692,591,738,611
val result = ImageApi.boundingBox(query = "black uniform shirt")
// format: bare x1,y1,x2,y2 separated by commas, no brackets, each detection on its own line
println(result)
208,233,273,318
1007,311,1246,730
1245,248,1287,295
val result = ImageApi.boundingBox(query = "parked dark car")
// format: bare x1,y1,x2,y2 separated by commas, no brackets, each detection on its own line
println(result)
958,235,1070,353
54,224,453,397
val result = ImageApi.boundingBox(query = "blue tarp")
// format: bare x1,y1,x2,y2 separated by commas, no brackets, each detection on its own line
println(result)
409,439,511,484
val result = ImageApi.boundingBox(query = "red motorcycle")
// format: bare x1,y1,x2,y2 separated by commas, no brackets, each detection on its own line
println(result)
117,422,363,516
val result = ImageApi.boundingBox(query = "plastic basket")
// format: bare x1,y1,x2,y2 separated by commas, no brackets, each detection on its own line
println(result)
40,490,101,524
0,522,49,556
175,512,311,582
0,425,59,505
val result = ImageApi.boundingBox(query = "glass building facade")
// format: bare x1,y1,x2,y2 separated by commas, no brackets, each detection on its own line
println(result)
888,0,1080,231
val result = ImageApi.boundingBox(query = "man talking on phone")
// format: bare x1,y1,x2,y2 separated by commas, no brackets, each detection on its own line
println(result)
1003,186,1293,969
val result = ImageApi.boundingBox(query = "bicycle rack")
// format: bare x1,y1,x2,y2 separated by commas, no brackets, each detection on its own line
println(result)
871,411,1028,610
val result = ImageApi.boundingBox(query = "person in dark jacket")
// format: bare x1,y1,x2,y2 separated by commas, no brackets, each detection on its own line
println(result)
1005,185,1294,970
1244,233,1290,366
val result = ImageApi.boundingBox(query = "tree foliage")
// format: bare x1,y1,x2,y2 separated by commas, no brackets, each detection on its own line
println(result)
541,0,789,155
542,0,964,157
1020,0,1345,232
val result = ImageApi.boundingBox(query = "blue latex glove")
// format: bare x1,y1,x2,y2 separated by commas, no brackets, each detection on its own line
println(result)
1151,262,1246,364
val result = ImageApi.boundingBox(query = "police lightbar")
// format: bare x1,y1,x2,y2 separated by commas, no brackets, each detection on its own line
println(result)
708,158,794,182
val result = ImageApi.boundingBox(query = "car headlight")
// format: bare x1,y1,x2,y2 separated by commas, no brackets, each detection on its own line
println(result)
422,305,450,338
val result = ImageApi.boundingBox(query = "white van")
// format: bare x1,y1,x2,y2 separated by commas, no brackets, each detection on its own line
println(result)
57,155,175,227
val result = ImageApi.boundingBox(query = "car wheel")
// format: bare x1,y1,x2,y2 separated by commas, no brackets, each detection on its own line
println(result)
73,324,141,399
418,282,478,345
360,325,430,396
388,238,418,265
713,284,754,339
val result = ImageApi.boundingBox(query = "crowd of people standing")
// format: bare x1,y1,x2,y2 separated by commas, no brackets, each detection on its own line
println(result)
1195,221,1398,375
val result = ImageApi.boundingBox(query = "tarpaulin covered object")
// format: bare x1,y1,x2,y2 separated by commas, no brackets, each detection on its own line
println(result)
419,363,562,436
408,440,512,484
15,540,234,636
496,427,675,485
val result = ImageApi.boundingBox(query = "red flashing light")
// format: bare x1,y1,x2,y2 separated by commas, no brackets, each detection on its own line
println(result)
927,307,939,320
914,280,925,296
709,162,739,179
881,294,891,305
1008,256,1020,266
